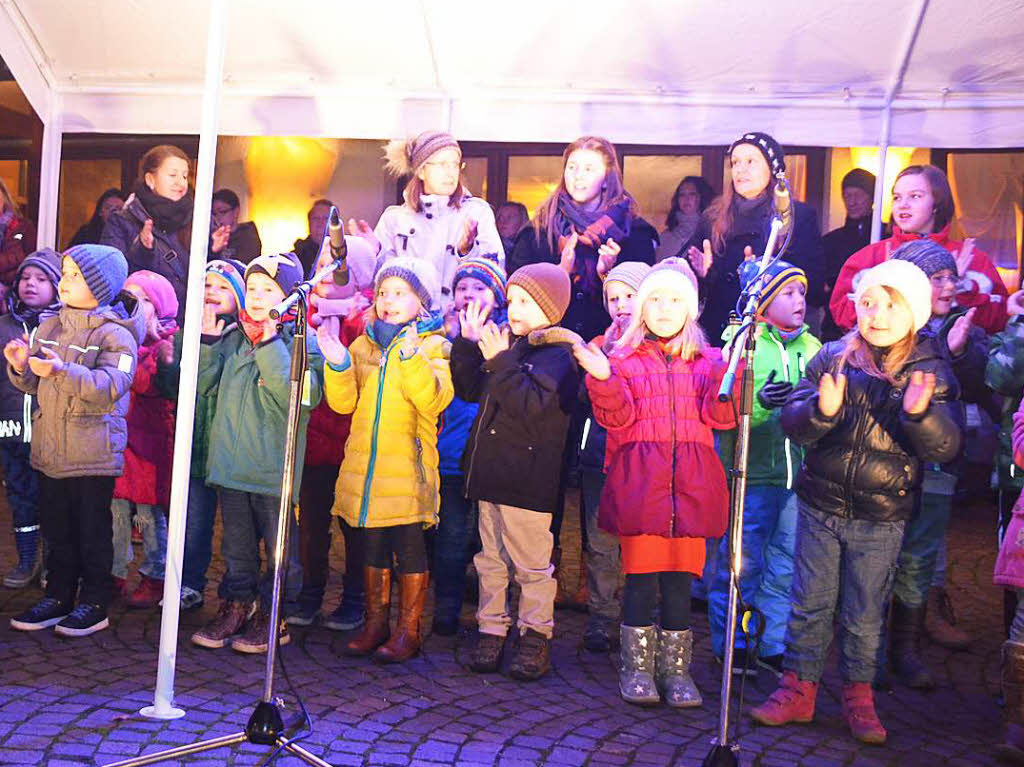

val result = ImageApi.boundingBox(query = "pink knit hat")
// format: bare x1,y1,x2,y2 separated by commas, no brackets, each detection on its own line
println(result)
124,270,179,321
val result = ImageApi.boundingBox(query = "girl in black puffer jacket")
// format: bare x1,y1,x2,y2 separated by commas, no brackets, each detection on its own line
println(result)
750,259,962,746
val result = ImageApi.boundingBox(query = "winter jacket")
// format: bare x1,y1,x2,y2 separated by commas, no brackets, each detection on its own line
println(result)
437,395,478,477
210,221,261,264
326,315,453,528
995,406,1024,589
7,295,145,479
102,195,190,325
586,340,738,539
986,315,1024,492
507,220,658,342
696,198,824,346
781,338,963,522
0,314,39,442
200,324,323,502
0,214,36,286
829,224,1008,335
451,330,580,513
375,194,504,312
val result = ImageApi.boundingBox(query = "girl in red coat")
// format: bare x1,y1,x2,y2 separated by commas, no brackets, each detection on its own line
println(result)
575,260,737,709
111,270,178,608
829,164,1008,335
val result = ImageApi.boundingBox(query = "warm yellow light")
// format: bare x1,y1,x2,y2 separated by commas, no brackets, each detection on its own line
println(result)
848,147,917,222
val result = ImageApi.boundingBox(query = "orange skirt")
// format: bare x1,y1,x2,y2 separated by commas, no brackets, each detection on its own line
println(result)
620,534,707,576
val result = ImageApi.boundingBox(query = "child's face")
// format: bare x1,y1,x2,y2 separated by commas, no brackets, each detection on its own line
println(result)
642,288,688,339
891,173,936,234
416,147,462,197
18,266,55,309
245,272,286,322
205,273,238,315
58,257,98,309
763,281,807,330
605,280,637,321
375,276,422,325
929,268,957,317
506,284,550,336
453,276,496,314
856,284,914,347
126,284,160,341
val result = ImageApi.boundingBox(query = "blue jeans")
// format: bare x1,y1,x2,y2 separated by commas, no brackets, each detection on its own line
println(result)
708,485,797,657
893,491,952,608
111,499,167,580
0,441,39,531
784,502,905,683
580,469,621,624
433,474,477,622
182,476,217,593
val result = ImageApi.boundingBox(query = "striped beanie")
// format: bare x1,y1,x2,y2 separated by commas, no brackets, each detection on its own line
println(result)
602,261,651,311
741,260,807,317
890,239,957,277
63,244,128,306
454,256,508,308
18,248,62,288
206,259,246,310
375,256,442,312
384,131,461,177
507,263,571,325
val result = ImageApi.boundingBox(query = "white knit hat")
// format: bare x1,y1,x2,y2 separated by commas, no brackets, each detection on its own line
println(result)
635,258,700,321
853,259,932,333
374,256,441,312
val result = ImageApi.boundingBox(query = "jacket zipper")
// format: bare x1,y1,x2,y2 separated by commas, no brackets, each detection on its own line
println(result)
463,391,490,497
841,376,867,518
667,351,676,537
358,337,396,527
414,436,426,483
22,323,35,444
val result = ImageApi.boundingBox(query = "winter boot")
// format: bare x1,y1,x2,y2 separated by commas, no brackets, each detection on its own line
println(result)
890,599,935,689
374,572,429,664
925,586,972,650
656,627,702,708
126,575,164,609
750,670,818,726
508,628,551,680
997,640,1024,764
344,567,391,656
842,682,887,744
3,529,40,588
618,625,660,705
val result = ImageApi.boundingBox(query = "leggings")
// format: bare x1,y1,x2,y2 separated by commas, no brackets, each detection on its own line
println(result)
622,571,692,630
362,523,428,574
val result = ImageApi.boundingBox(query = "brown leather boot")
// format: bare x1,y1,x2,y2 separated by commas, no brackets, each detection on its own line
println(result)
924,586,972,650
374,572,429,664
344,567,391,656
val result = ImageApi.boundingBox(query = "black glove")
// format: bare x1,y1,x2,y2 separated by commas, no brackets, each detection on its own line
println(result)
757,369,794,410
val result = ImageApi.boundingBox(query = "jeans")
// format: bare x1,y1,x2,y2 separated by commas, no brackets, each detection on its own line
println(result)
182,476,217,593
0,442,39,531
783,502,905,683
580,469,621,624
708,485,798,657
111,499,167,580
433,474,476,622
893,491,952,608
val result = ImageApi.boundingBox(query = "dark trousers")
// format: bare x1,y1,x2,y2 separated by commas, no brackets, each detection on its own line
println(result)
433,474,477,621
0,442,39,530
182,476,218,593
39,474,115,607
363,522,428,573
622,571,692,630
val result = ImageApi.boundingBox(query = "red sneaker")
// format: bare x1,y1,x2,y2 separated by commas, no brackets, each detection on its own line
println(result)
841,682,887,744
749,670,818,726
126,575,164,609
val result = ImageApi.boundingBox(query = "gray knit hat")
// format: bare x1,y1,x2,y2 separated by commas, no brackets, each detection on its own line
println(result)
890,239,957,278
383,131,461,177
18,247,62,287
375,256,441,312
602,261,651,311
63,244,128,306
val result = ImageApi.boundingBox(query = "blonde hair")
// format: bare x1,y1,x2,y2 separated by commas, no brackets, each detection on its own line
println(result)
837,286,917,382
614,298,708,361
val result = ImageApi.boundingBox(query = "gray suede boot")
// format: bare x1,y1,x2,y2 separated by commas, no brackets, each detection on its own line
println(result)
656,627,702,708
619,625,660,705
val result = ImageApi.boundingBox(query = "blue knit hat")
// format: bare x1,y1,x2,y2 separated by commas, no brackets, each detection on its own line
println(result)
63,244,128,306
453,255,507,308
206,258,246,310
245,253,303,297
890,239,957,277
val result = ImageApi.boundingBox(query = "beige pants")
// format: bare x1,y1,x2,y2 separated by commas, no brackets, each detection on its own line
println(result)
474,501,556,639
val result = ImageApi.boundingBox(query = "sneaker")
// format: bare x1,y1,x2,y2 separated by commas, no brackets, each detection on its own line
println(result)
508,629,551,681
3,558,41,589
54,604,109,637
180,586,204,611
192,600,255,649
231,607,291,654
10,597,70,630
126,575,164,609
583,622,612,653
324,598,365,631
286,603,320,627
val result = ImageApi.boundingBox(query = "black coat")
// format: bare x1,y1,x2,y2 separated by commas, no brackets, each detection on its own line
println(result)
507,219,658,342
781,338,963,522
450,333,580,513
210,221,262,264
0,314,33,442
821,216,872,341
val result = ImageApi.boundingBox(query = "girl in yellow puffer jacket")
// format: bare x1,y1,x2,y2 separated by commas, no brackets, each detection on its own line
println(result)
316,256,453,663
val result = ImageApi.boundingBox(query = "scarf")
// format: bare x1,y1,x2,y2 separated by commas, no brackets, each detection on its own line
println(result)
554,192,633,296
7,294,60,327
372,319,406,349
238,309,292,345
730,191,772,237
133,181,194,234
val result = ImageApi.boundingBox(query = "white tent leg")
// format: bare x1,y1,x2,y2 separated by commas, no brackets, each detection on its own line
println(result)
36,98,62,249
871,106,891,244
141,0,228,721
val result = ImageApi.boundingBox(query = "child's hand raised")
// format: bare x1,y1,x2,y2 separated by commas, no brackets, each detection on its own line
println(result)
574,341,611,381
903,370,937,416
27,346,64,378
316,316,349,367
817,371,846,417
4,336,29,373
946,307,977,357
478,322,510,360
399,327,420,359
459,300,491,343
201,303,225,337
154,338,175,366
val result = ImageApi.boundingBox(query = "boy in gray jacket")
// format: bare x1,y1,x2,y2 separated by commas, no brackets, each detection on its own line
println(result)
4,244,143,637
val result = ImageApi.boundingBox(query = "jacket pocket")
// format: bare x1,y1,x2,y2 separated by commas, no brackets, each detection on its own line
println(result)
64,415,111,466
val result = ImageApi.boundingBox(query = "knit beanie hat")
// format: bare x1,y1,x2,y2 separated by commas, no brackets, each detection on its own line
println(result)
124,270,179,321
740,260,807,317
63,244,128,306
17,247,62,287
890,239,957,278
842,168,876,198
853,259,933,333
728,132,786,177
507,263,571,325
454,256,508,308
635,258,700,321
602,261,651,311
383,131,461,177
375,256,442,312
206,258,246,310
245,252,303,297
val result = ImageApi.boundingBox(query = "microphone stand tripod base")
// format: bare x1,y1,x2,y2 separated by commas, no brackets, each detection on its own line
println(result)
138,704,185,721
702,742,740,767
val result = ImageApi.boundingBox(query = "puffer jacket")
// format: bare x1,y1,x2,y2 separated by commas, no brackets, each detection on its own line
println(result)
326,315,453,528
986,315,1024,492
200,324,323,502
0,314,40,442
586,340,738,539
995,401,1024,589
7,294,145,478
781,338,963,522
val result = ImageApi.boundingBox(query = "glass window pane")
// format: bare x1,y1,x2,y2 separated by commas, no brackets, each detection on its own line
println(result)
463,157,487,201
0,160,29,209
59,159,123,249
948,151,1024,272
624,155,702,231
723,153,807,202
507,156,564,219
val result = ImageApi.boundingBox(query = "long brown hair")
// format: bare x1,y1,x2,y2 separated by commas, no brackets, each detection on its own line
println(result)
533,136,637,252
403,172,469,214
837,286,916,383
893,164,955,232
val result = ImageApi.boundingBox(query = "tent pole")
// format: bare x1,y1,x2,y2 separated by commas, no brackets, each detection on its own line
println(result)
870,106,891,243
36,94,62,249
141,0,228,721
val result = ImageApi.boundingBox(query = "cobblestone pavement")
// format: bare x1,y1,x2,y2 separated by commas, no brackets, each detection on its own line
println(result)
0,491,1008,767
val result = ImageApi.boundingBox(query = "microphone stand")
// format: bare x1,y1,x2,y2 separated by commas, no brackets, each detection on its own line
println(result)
703,217,784,767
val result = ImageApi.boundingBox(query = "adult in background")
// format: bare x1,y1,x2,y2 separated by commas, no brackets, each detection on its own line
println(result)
0,178,37,287
820,169,875,341
102,145,194,325
655,176,713,263
495,201,529,255
210,189,262,264
687,132,824,346
293,199,333,278
69,189,125,248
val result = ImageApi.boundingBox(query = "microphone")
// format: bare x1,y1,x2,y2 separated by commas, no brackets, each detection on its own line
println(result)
328,206,349,286
773,173,792,235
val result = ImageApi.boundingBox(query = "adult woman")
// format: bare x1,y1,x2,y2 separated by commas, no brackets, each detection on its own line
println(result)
0,179,37,286
655,176,713,263
101,145,194,324
69,188,125,248
688,132,824,346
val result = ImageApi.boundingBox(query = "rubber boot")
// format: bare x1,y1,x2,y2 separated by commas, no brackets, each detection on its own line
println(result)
344,567,391,656
891,599,935,689
618,625,660,705
842,682,887,744
655,627,702,708
997,641,1024,764
925,586,972,650
374,572,429,663
750,670,818,726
